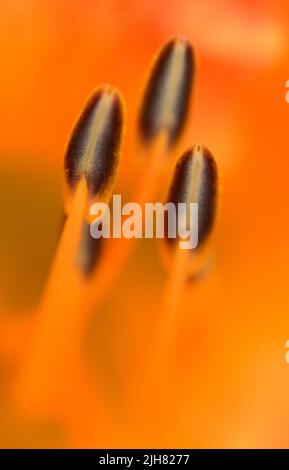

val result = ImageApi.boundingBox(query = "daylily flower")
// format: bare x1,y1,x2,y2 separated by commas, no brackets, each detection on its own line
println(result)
0,0,288,449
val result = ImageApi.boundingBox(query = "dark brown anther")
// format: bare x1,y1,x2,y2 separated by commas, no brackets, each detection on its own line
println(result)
64,86,124,210
138,37,195,148
165,144,218,249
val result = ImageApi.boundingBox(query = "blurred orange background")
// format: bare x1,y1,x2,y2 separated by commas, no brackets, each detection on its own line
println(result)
0,0,289,448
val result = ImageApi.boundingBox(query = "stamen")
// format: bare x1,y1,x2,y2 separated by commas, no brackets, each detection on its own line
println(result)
140,147,218,408
17,87,125,406
138,37,195,147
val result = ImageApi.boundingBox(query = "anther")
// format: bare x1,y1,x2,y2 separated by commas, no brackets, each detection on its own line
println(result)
165,144,218,249
64,86,124,211
138,37,195,148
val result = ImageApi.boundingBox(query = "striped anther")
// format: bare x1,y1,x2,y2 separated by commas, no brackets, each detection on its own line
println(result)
64,86,124,211
138,37,194,147
165,144,218,249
